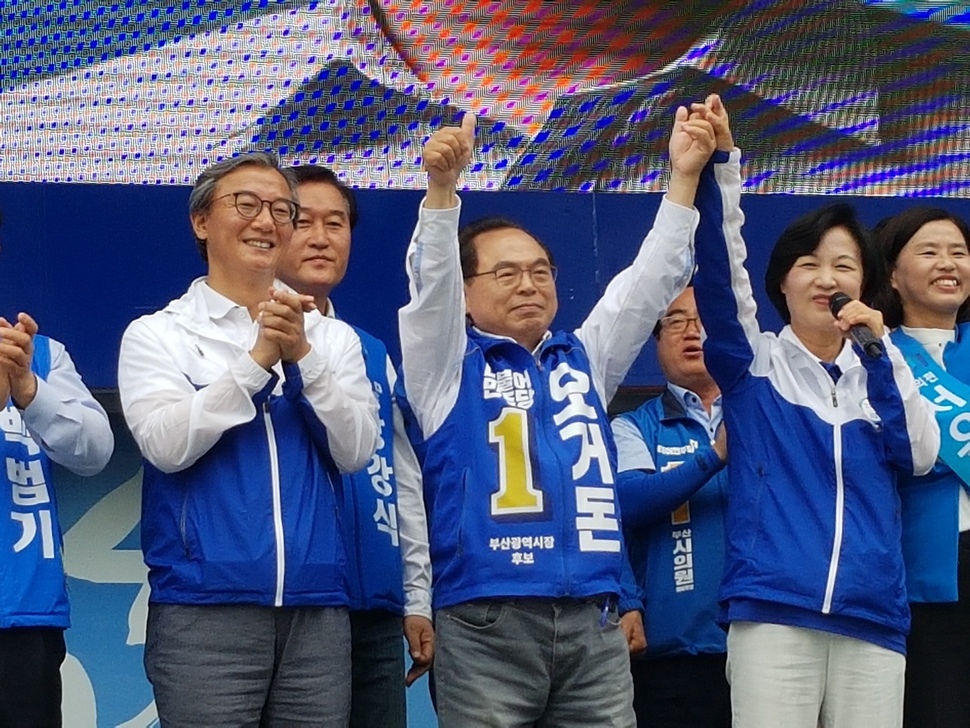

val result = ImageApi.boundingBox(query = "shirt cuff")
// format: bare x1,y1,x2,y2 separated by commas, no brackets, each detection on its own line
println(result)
235,352,276,393
404,589,433,620
19,375,59,432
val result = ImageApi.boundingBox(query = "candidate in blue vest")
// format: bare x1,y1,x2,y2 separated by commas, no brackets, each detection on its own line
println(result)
612,286,730,728
0,305,114,726
875,207,970,728
691,96,939,727
277,165,430,728
397,110,716,727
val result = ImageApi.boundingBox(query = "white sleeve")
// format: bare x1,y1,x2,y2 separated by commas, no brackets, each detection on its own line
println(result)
883,335,942,477
577,197,697,407
388,362,432,619
118,317,274,474
611,417,656,473
398,199,466,439
21,339,113,476
295,319,380,473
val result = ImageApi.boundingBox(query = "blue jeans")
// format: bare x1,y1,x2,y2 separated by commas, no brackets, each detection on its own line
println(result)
145,603,351,727
349,610,405,728
434,598,635,728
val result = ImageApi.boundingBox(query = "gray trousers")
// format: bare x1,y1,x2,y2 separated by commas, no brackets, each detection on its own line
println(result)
434,598,636,728
145,603,351,728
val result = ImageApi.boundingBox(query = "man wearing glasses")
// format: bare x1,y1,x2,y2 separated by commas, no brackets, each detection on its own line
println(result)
117,152,379,725
276,164,433,728
611,286,730,728
395,109,715,726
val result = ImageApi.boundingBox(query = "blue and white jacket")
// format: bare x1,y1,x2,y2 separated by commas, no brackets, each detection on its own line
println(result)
118,279,379,607
893,324,970,604
329,307,430,619
398,197,697,611
1,335,113,628
613,388,728,658
340,326,404,614
692,151,939,654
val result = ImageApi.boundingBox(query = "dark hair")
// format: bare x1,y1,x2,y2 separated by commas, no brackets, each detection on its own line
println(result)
289,164,359,230
457,216,556,279
188,152,298,262
764,203,882,324
873,207,970,328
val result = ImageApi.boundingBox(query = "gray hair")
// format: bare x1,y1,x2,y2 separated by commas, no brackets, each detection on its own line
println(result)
188,152,299,262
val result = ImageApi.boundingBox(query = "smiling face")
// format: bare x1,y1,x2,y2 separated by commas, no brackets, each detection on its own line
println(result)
463,227,558,350
277,180,353,302
891,219,970,329
190,164,296,296
781,225,864,339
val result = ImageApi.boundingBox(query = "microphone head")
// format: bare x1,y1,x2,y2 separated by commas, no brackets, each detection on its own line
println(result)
828,291,852,317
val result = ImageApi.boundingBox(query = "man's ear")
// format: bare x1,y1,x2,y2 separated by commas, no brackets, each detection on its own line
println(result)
463,283,473,325
190,211,208,243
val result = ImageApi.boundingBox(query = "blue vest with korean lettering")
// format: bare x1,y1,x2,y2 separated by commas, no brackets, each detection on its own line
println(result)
618,390,728,657
399,328,625,611
341,327,403,613
0,336,65,628
894,323,970,603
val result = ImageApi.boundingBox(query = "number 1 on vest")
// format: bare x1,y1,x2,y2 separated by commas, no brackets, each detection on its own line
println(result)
489,408,544,516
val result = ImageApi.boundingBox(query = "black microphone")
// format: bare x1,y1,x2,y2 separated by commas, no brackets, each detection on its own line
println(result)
828,291,884,358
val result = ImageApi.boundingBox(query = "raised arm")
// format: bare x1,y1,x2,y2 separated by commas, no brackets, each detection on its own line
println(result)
398,113,476,438
578,108,714,404
690,96,765,392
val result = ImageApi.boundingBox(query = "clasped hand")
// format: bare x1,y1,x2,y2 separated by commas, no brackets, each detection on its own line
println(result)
250,289,316,370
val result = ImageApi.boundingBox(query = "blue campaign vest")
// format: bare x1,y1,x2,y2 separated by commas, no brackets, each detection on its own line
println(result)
893,324,970,603
618,391,728,657
340,327,403,613
399,328,626,611
0,335,67,628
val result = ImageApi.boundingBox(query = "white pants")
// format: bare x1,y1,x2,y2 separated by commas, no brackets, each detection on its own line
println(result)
726,621,905,728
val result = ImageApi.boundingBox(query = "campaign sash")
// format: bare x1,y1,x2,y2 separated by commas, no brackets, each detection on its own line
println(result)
894,330,970,491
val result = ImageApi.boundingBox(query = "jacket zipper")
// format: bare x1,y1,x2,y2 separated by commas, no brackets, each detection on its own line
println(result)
822,422,844,614
536,356,570,594
263,401,286,607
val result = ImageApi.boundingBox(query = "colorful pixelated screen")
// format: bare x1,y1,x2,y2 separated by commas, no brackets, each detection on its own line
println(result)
1,0,969,194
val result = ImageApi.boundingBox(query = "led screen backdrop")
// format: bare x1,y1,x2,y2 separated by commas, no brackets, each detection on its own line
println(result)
2,0,969,194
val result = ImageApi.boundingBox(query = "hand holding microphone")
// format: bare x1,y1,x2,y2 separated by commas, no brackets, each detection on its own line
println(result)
828,292,885,358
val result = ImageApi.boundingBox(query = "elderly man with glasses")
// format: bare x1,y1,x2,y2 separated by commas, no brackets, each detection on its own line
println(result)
611,285,731,728
395,108,716,727
117,151,379,726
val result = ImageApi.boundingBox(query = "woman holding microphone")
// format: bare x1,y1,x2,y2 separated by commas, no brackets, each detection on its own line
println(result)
690,96,939,728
